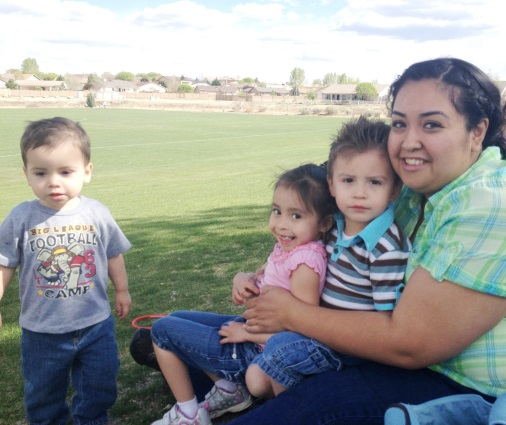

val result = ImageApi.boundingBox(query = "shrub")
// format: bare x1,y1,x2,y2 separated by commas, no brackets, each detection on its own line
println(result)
86,92,96,108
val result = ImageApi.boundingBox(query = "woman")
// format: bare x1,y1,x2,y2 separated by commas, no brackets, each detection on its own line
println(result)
227,58,506,424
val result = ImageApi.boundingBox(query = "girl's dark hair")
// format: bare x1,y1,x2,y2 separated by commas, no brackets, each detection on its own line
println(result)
275,163,337,223
388,57,506,159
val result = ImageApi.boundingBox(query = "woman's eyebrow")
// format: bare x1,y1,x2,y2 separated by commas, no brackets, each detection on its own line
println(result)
391,109,450,119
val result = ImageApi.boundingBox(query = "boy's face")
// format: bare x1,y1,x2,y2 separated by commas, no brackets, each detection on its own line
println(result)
327,149,399,235
23,140,92,210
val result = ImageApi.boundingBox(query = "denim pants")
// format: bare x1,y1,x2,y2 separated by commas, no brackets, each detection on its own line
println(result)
250,331,356,388
21,316,119,425
219,361,495,425
151,310,263,383
384,392,506,425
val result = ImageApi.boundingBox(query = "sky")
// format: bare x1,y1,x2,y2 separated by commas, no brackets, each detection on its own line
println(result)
0,0,505,85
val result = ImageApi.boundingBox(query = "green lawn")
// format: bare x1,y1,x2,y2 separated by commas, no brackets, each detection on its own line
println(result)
0,108,347,424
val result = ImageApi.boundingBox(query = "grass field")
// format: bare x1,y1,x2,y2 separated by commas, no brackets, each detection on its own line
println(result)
0,108,348,424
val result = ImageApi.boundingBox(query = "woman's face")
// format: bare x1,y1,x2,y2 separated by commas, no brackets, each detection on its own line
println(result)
388,79,486,197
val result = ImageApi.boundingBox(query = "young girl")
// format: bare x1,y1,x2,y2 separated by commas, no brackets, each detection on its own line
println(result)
150,163,336,425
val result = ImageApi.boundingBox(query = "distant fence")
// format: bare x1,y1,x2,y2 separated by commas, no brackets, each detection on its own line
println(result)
0,89,301,103
0,88,384,106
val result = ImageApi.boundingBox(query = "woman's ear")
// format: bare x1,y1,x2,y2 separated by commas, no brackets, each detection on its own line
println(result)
471,118,489,153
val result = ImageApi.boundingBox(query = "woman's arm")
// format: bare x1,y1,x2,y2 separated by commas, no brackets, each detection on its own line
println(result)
244,266,506,369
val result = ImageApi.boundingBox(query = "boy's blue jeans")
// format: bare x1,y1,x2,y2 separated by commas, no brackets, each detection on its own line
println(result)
151,311,263,383
21,316,119,425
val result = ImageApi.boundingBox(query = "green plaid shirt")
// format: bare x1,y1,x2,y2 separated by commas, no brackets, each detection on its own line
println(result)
394,147,506,397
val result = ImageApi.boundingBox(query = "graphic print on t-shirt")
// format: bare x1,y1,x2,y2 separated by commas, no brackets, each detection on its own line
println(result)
30,223,98,299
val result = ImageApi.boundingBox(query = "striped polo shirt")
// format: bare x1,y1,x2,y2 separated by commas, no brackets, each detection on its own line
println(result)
321,203,411,311
394,147,506,397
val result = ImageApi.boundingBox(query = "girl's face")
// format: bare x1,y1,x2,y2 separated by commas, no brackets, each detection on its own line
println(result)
24,141,92,210
328,149,399,235
388,79,486,197
269,185,330,252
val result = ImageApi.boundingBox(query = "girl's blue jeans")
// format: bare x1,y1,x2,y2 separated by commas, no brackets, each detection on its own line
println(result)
151,311,263,383
21,316,119,425
251,331,361,388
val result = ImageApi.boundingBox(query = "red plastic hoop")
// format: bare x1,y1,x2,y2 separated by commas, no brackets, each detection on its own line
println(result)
131,314,166,329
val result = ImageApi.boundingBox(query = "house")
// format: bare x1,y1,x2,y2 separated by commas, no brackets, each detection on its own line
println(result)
97,80,137,100
194,85,239,95
9,74,66,91
246,86,290,96
101,80,136,93
206,76,240,85
137,82,166,93
318,83,389,103
318,84,356,102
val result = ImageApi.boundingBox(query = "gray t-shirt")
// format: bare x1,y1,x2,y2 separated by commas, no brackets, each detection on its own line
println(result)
0,196,131,333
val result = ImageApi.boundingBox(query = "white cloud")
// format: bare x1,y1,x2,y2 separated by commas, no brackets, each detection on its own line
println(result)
0,0,504,84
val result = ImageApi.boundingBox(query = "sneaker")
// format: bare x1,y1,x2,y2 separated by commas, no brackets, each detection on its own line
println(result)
151,403,211,425
202,384,254,419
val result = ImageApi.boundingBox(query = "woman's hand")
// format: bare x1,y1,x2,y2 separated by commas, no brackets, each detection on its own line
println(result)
243,286,298,334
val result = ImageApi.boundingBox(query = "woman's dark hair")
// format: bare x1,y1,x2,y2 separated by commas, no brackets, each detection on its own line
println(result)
275,163,337,224
387,57,506,159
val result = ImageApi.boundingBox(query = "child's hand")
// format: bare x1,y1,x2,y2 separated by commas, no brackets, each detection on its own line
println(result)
115,290,132,319
219,321,249,343
232,272,260,305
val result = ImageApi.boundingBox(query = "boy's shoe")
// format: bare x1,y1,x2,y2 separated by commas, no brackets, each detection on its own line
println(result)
202,384,254,419
384,394,492,425
151,403,211,425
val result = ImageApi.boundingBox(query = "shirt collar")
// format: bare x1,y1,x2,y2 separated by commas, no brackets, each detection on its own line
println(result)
334,202,395,252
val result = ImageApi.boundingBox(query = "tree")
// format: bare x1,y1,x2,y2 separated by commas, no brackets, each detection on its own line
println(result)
312,79,322,86
289,67,305,95
7,69,23,79
102,72,115,81
239,77,255,84
337,73,359,84
21,58,39,74
177,84,194,93
42,72,59,81
83,74,98,90
211,78,221,86
6,79,17,89
85,92,96,108
115,71,135,82
355,82,377,100
323,73,338,85
306,91,317,101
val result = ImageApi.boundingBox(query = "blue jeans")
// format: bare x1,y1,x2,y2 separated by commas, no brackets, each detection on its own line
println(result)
251,331,358,388
21,316,119,425
151,311,263,383
218,362,495,425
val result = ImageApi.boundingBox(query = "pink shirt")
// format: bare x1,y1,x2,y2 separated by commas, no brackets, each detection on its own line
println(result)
257,241,327,294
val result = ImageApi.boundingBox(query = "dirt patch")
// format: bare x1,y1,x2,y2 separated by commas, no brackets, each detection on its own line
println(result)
0,96,389,118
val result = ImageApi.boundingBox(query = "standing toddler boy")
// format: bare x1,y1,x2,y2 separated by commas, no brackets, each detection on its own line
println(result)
0,117,131,425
